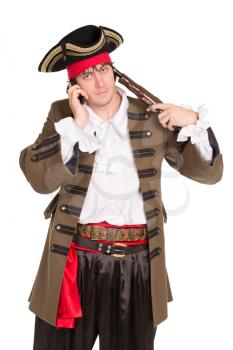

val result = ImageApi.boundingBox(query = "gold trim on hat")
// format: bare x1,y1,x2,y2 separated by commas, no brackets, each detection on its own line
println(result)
66,30,105,53
102,29,123,45
40,46,63,72
65,38,106,57
47,53,64,72
40,28,122,72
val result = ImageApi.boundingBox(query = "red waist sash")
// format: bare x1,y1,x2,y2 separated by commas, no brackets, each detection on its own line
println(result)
56,221,148,329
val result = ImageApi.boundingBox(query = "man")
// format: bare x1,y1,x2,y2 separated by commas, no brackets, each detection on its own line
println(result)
19,25,223,350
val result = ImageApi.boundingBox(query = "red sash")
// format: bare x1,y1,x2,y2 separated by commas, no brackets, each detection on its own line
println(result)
56,221,148,329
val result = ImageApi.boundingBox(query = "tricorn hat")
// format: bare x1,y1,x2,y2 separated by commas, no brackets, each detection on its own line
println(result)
38,25,123,73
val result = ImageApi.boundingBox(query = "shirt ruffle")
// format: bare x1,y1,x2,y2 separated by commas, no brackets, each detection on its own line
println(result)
177,104,211,144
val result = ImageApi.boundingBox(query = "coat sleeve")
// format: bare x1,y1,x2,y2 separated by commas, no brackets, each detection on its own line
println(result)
164,126,223,184
19,102,81,194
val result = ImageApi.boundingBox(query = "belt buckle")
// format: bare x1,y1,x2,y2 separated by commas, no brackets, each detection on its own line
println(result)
111,242,127,258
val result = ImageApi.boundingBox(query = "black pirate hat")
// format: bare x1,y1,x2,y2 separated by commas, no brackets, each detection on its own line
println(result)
38,25,123,73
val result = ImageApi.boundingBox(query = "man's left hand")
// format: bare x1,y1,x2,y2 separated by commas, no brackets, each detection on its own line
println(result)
147,103,199,131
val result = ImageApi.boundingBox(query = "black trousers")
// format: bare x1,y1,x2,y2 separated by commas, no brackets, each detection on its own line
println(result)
33,246,157,350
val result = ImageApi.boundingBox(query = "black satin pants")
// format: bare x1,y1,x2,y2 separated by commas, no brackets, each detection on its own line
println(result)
33,246,157,350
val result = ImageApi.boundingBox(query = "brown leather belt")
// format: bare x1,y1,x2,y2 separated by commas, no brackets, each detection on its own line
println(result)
73,235,148,258
77,223,148,241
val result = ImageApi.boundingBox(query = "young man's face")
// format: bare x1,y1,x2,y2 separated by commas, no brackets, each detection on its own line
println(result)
75,63,117,107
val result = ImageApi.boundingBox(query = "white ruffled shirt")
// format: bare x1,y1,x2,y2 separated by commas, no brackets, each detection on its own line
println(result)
54,86,213,225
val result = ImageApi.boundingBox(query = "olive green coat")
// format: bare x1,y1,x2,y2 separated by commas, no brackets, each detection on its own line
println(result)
19,95,223,328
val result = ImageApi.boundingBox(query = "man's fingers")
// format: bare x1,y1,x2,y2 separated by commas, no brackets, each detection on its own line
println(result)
147,103,170,112
68,86,88,100
154,103,171,109
160,115,170,128
147,104,160,112
79,90,88,100
68,82,81,91
158,110,169,120
157,112,175,130
158,112,170,127
167,120,175,131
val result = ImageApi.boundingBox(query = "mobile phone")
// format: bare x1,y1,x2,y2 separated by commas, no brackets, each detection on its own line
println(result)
69,80,85,105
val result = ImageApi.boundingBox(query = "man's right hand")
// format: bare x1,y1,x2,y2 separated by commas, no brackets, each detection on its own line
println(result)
67,83,89,129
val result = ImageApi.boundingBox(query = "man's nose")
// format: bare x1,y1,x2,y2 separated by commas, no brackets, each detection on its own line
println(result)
94,71,104,87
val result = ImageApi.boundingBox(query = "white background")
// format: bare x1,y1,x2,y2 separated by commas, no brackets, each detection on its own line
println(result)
1,0,232,349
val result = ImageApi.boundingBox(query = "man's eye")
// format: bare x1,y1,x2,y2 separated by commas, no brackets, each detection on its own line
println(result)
101,66,108,72
83,73,92,79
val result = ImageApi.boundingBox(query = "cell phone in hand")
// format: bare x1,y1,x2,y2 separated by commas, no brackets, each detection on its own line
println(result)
69,80,85,105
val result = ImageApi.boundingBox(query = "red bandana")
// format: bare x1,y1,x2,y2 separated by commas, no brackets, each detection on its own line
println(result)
66,51,112,79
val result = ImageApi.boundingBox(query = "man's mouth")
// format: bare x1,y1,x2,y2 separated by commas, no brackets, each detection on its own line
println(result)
96,90,107,95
